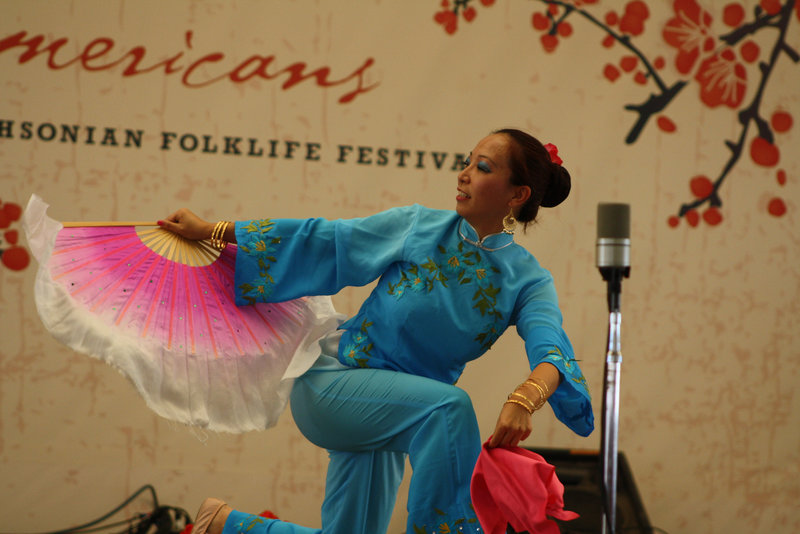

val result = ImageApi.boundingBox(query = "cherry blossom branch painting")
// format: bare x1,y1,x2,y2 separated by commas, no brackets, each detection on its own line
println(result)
0,199,29,272
433,0,799,227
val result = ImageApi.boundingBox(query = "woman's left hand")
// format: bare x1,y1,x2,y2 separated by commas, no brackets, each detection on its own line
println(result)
488,401,532,448
158,208,214,241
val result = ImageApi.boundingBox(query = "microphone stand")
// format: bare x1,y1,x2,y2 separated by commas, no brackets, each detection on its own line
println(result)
599,266,628,534
596,202,631,534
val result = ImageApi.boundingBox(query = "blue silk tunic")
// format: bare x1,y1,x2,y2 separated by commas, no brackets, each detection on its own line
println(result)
234,204,593,437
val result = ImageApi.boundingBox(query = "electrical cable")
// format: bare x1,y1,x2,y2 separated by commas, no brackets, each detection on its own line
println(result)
0,484,190,534
54,517,141,534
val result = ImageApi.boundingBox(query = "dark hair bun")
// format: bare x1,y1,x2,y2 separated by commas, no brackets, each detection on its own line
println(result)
541,164,571,208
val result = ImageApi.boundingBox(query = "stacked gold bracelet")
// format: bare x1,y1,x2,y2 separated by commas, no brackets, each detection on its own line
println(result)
525,377,550,397
504,377,549,415
210,220,231,251
504,397,534,415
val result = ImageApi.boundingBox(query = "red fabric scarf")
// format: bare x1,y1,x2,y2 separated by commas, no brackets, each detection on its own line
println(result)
470,441,579,534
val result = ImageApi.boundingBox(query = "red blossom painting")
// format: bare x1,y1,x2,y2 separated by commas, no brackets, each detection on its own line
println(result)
432,0,798,228
0,199,30,271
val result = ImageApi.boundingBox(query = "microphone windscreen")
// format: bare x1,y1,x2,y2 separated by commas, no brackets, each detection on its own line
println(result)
597,203,630,239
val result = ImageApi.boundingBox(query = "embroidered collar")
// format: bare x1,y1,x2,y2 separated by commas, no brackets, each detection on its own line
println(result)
458,219,514,252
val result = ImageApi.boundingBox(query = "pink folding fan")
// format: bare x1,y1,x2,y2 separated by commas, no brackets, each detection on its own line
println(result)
22,195,340,433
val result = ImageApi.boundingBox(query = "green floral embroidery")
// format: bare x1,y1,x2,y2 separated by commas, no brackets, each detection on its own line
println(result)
237,219,281,305
234,514,265,532
342,318,373,367
388,241,503,351
412,506,479,533
472,283,502,350
544,345,589,392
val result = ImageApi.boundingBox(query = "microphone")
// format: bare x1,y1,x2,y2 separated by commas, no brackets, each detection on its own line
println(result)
596,203,630,312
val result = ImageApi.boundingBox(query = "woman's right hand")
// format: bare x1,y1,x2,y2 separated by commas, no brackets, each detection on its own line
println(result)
158,208,214,241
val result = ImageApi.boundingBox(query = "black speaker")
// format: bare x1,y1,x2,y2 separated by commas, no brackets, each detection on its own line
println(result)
505,448,652,534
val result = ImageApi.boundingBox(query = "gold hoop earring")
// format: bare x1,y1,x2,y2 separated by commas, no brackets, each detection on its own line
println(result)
502,209,517,235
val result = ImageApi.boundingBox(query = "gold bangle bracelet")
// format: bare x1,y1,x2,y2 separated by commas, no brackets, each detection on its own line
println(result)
509,391,536,410
516,382,545,410
522,391,545,411
210,222,220,250
211,220,229,251
526,377,550,397
527,382,547,410
219,221,230,250
210,221,222,246
504,399,533,415
517,381,546,409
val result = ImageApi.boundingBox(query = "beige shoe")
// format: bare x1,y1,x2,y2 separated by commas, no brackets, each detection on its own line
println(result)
192,498,228,534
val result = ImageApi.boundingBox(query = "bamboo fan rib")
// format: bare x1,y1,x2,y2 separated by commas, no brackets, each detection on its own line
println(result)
136,227,220,267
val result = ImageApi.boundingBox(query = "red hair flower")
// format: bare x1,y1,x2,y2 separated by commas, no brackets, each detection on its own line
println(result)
544,143,563,166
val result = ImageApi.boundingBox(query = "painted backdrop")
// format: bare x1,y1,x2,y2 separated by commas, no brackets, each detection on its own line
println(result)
1,1,799,533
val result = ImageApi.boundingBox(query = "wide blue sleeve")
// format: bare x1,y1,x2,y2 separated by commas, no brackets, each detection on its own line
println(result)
514,277,594,437
233,205,422,305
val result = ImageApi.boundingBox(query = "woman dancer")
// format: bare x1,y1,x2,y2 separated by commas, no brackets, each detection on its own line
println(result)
160,128,594,534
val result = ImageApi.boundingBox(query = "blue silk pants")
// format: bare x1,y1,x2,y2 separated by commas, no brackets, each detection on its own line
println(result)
221,355,483,534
